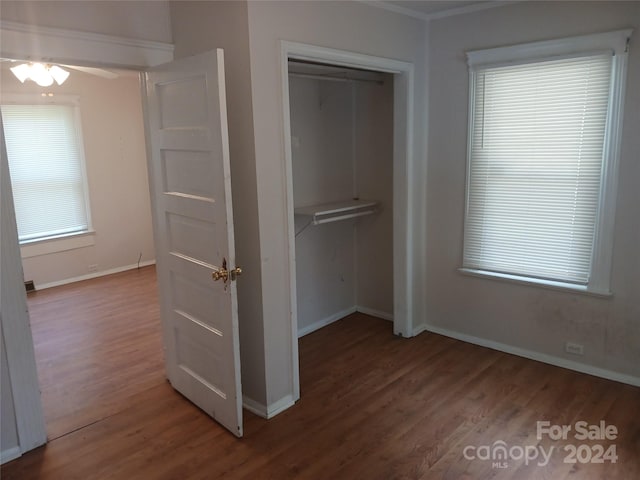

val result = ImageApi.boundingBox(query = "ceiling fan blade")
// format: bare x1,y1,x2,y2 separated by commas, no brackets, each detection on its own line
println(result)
61,65,119,80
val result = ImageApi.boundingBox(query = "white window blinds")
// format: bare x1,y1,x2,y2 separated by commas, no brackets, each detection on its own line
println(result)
463,54,612,284
1,103,90,242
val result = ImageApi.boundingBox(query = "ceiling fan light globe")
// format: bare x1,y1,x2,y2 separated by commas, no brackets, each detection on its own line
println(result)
29,63,54,87
49,65,70,85
10,63,31,83
35,76,54,87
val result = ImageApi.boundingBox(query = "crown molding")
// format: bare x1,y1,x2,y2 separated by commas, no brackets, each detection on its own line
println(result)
357,1,432,21
0,20,173,69
359,1,520,23
425,1,521,20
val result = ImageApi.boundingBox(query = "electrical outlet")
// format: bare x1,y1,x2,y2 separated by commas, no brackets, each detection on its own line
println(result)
565,342,584,356
88,264,98,272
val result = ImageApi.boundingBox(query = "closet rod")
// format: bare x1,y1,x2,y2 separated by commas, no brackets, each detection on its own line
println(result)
288,72,383,85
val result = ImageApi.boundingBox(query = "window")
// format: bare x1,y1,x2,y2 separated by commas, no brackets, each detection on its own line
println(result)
462,30,631,295
1,95,91,243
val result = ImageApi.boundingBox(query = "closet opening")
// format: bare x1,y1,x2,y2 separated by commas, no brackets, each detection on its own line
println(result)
281,43,415,402
287,58,395,339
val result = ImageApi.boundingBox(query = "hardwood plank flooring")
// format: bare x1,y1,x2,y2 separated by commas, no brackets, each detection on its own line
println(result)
24,265,164,440
2,269,639,479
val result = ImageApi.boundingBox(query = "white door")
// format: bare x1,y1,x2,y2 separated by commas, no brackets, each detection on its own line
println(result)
144,49,243,437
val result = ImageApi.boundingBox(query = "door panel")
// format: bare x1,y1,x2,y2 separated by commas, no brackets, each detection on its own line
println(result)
166,213,218,265
144,49,242,437
162,150,216,198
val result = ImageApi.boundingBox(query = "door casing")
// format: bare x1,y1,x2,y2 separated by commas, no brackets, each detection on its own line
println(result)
280,41,416,402
0,22,173,458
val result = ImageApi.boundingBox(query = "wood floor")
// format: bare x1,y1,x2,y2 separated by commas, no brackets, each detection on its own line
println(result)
23,265,163,440
3,268,639,479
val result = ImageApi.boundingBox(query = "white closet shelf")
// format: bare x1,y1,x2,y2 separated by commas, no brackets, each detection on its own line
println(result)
295,199,378,225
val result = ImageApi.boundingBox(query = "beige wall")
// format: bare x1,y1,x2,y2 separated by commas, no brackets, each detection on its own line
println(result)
426,0,640,380
1,65,155,287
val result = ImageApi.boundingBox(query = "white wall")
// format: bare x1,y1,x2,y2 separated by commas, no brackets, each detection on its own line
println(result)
426,0,640,381
1,65,156,287
355,75,394,316
291,79,354,208
0,0,172,43
291,77,357,332
247,0,428,407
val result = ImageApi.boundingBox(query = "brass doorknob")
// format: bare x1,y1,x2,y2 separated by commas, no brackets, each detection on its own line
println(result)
230,267,242,281
212,258,242,283
212,268,229,282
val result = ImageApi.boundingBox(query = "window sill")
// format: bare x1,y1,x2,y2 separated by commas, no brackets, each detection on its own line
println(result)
20,231,96,259
458,268,612,298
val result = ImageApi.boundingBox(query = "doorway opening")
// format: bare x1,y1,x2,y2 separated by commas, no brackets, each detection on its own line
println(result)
0,59,163,441
280,43,416,400
288,59,395,337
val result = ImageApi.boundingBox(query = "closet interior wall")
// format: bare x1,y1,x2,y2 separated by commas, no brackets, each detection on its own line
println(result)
289,66,394,336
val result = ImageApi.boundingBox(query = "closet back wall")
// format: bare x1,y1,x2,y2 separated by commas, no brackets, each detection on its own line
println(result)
290,72,394,336
355,75,393,318
292,77,355,335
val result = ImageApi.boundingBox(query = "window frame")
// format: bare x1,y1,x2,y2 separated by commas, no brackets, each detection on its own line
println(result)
460,30,632,296
1,93,94,250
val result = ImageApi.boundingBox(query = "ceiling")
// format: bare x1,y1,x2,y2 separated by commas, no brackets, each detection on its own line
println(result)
376,0,496,20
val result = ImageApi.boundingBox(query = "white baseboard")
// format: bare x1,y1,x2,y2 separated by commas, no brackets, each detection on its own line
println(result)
413,323,429,336
1,446,21,465
297,306,357,337
243,394,296,419
35,260,156,290
297,306,394,338
242,395,266,418
356,306,393,321
266,394,296,418
421,323,640,387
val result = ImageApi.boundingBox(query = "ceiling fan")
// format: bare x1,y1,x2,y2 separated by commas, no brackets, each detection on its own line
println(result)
2,58,118,86
59,64,119,80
